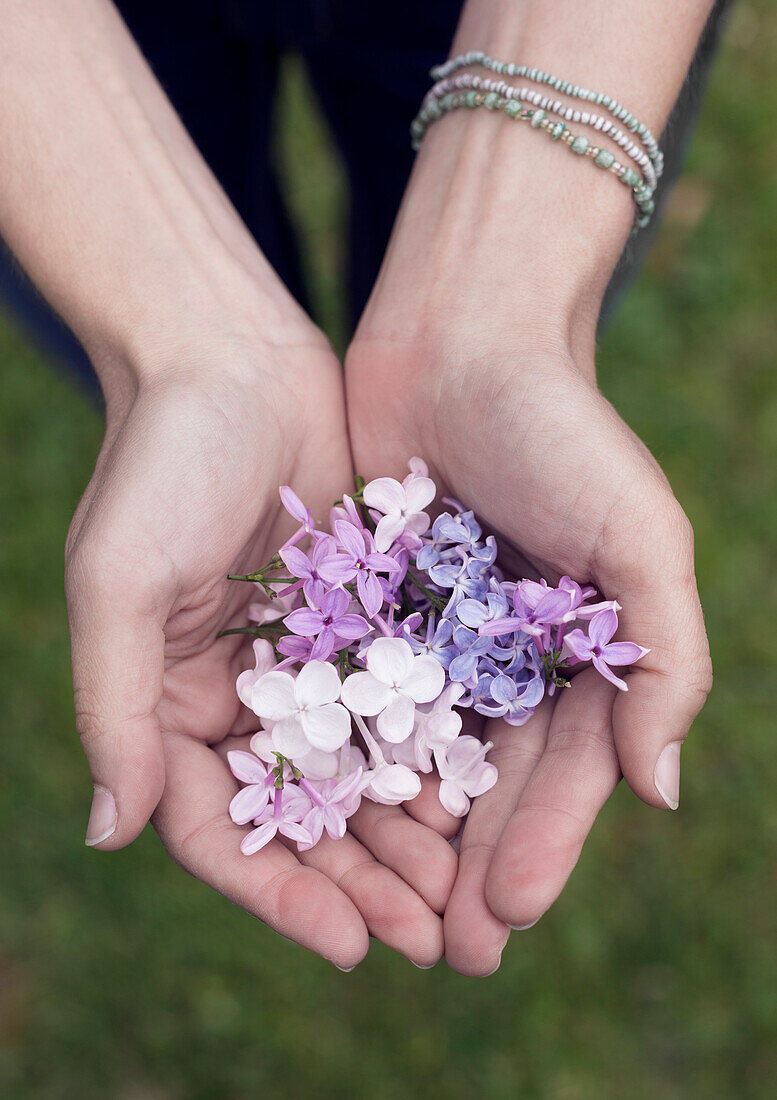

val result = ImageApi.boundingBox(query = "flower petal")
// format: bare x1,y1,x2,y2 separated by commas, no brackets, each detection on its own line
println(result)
333,613,371,641
228,783,270,825
562,628,594,662
404,476,436,513
600,641,650,666
377,693,416,743
227,750,267,785
357,570,383,618
366,636,414,685
279,820,313,846
240,820,277,855
301,702,352,752
271,715,311,757
341,671,393,716
279,544,313,579
363,477,406,515
309,627,335,661
592,654,628,691
375,514,410,553
284,607,323,637
295,659,341,707
438,779,470,818
294,746,339,780
334,519,366,559
368,762,421,804
589,608,618,649
249,671,297,721
322,803,348,840
401,654,446,703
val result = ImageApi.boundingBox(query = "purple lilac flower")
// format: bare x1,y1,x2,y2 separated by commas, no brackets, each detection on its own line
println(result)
407,614,456,669
332,520,399,617
563,608,649,691
279,535,353,603
429,553,489,616
284,588,371,660
279,486,324,549
447,622,494,683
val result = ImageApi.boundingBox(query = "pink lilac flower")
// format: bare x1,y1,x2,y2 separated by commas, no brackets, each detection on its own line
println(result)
236,638,277,708
392,684,463,773
332,520,399,617
297,770,367,850
563,608,649,691
341,636,445,743
362,474,436,552
249,660,352,755
435,735,498,817
284,587,371,660
479,579,576,644
227,750,273,824
240,785,313,854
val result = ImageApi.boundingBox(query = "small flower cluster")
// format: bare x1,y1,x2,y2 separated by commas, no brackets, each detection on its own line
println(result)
225,459,648,854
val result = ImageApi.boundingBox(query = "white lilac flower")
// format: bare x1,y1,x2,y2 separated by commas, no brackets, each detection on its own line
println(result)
249,660,351,756
340,636,445,743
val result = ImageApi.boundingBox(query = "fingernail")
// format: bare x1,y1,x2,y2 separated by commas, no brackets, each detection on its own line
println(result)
412,961,436,970
334,964,356,973
509,917,540,931
483,953,502,977
654,741,682,810
85,785,117,846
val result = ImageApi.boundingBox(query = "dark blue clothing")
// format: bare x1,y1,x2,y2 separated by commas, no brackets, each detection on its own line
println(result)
0,0,731,393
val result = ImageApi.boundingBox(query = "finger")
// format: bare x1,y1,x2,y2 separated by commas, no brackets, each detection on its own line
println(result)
486,669,620,929
397,771,461,840
154,732,369,969
601,503,712,810
66,562,167,850
347,798,458,913
293,830,445,968
444,700,552,977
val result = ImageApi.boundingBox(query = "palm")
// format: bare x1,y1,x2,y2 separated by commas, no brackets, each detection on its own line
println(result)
347,338,709,974
68,347,455,968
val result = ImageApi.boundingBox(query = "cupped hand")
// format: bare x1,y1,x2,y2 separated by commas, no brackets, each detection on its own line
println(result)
66,321,455,970
347,305,711,977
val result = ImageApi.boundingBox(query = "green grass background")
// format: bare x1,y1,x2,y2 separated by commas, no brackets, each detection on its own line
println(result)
1,4,776,1097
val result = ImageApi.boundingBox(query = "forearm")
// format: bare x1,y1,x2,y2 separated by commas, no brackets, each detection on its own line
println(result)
364,0,717,363
0,0,300,400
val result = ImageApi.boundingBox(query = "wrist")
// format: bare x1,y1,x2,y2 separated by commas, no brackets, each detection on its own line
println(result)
357,109,629,374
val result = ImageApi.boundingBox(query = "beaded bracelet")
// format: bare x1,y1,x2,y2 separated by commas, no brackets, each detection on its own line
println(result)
410,91,652,231
432,51,663,178
427,73,657,194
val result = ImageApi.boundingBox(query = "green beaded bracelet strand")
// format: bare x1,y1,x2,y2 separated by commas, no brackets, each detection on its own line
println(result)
411,92,652,231
432,51,663,179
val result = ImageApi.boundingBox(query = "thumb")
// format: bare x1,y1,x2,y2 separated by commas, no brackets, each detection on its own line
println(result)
67,563,167,849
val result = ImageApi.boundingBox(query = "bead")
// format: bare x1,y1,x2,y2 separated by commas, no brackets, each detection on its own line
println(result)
570,135,589,155
483,92,499,109
462,91,478,108
504,98,520,117
548,121,566,141
638,198,655,214
594,148,615,168
530,108,546,128
620,166,640,187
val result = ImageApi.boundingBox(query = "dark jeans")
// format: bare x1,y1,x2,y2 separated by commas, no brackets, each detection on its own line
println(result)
0,0,732,393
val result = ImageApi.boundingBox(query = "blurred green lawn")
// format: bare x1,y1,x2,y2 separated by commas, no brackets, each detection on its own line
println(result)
2,5,776,1097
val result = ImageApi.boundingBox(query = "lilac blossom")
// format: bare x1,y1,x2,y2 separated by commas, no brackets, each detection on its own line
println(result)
284,587,371,660
279,535,352,603
249,661,352,755
341,636,445,743
435,736,498,818
239,785,313,854
563,608,649,691
297,770,367,849
332,520,399,617
363,474,436,552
